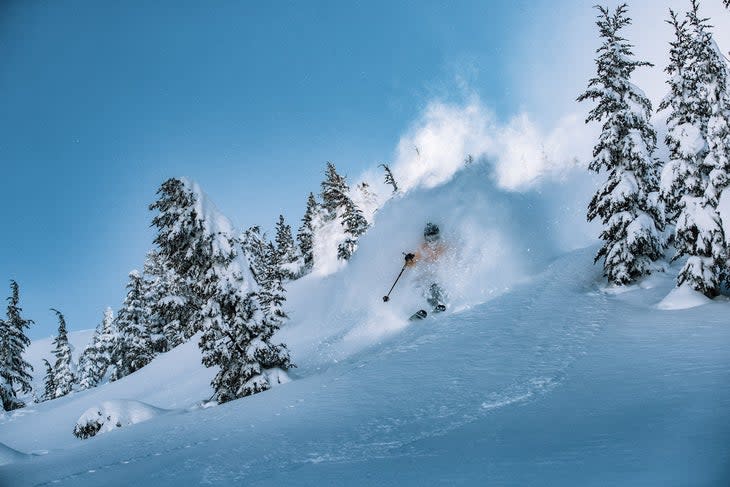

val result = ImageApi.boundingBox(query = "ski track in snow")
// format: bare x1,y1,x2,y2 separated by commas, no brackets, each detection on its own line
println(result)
1,248,615,486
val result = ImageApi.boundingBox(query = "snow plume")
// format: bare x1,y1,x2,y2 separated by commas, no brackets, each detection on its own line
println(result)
390,99,493,192
492,112,596,191
387,96,596,194
309,211,348,278
281,164,581,367
283,98,601,364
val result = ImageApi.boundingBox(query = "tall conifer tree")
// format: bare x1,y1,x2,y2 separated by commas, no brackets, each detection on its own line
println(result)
320,162,350,217
112,271,154,380
659,10,696,227
143,250,180,353
661,1,730,296
338,198,369,261
296,193,319,273
0,280,34,410
319,162,369,261
257,242,288,326
145,250,195,348
242,225,270,285
77,308,117,390
50,309,74,398
274,215,298,279
76,337,98,391
40,359,56,402
578,4,665,285
150,178,292,403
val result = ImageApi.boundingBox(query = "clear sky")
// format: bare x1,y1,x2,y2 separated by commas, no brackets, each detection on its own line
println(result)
1,0,728,338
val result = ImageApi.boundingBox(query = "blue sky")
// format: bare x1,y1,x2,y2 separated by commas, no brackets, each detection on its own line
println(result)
0,0,536,337
1,0,728,338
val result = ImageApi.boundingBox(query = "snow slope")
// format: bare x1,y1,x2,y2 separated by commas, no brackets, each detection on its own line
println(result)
1,165,729,485
2,248,729,486
0,444,27,467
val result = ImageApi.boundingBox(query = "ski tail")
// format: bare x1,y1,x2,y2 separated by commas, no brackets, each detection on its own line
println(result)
409,309,428,321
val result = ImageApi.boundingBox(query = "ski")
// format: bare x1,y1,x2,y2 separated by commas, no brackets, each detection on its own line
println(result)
409,309,428,321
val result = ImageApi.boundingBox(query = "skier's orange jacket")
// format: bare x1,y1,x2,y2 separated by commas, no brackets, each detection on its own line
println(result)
405,241,445,267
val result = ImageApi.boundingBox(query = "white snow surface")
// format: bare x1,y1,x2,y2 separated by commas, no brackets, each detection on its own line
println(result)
1,163,729,486
0,444,27,467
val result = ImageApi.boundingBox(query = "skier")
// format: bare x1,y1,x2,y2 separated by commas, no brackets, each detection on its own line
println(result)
404,222,447,315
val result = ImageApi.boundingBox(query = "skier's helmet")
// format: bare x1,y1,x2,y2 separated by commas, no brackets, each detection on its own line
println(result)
424,222,440,242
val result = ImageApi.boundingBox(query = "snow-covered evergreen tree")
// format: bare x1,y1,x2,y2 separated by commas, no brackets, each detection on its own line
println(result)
96,307,119,381
274,215,298,280
77,308,117,390
296,192,319,273
257,241,288,325
76,336,98,391
320,162,350,216
200,227,292,403
578,3,665,285
659,10,697,227
143,251,172,353
40,359,56,402
337,197,369,260
149,178,203,279
50,309,74,399
243,230,288,323
691,1,730,289
149,178,207,338
143,250,196,349
661,1,730,296
112,271,154,380
379,163,399,193
201,282,291,403
319,162,369,261
0,280,34,411
242,225,270,285
150,177,293,404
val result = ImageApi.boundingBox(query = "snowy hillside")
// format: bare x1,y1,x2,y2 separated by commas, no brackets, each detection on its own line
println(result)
2,162,730,486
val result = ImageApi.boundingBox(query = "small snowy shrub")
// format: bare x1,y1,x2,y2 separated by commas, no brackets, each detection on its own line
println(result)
73,400,165,439
73,412,105,439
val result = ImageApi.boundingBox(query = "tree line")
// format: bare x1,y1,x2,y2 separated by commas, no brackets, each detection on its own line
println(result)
1,160,392,411
580,0,730,297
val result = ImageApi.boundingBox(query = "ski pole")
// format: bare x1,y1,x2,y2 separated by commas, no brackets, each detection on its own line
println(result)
383,264,407,302
383,253,414,302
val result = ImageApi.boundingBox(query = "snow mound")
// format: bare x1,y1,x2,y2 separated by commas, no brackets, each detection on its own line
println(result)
0,442,27,466
73,400,169,439
656,284,712,310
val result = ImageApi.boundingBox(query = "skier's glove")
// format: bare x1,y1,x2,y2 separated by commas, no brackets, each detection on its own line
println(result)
404,253,415,263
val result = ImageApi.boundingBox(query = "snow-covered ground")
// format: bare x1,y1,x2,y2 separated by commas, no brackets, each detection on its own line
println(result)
2,166,729,486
